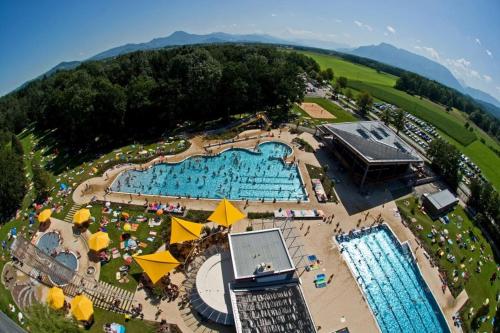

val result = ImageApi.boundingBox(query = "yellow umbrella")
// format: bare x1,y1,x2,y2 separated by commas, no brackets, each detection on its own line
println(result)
208,199,245,227
123,223,132,232
71,294,93,321
88,231,110,252
133,251,180,284
46,287,65,310
73,208,91,225
170,217,203,244
121,212,130,219
38,209,52,223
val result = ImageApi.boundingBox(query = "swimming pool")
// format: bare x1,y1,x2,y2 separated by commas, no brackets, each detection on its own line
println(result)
49,252,78,286
337,225,450,333
111,142,307,201
37,232,60,254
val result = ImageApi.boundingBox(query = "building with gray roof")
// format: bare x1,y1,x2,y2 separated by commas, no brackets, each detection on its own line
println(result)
422,189,458,219
317,121,423,188
229,229,295,280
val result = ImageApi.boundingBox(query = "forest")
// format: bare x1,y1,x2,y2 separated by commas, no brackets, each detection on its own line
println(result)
0,45,318,151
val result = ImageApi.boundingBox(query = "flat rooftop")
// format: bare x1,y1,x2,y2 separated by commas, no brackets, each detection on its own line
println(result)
228,229,295,279
319,121,422,163
426,189,458,210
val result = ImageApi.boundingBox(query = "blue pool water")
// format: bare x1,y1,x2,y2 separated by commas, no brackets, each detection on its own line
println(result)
50,252,78,286
37,232,60,254
337,226,450,333
111,142,307,201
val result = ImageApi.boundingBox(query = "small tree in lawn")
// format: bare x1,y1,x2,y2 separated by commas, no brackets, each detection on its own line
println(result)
345,89,353,101
380,108,391,125
356,92,373,117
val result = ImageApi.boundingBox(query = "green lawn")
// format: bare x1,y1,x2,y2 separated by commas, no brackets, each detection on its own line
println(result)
348,80,477,146
396,198,498,332
300,51,500,191
298,51,398,86
89,308,156,333
87,204,171,292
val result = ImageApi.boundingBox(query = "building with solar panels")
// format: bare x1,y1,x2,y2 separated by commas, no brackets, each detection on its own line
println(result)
317,121,423,188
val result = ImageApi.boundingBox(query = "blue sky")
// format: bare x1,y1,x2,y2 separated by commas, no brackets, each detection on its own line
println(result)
1,0,499,99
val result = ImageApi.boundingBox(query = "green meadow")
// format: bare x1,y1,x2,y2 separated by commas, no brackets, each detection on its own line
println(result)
299,50,500,190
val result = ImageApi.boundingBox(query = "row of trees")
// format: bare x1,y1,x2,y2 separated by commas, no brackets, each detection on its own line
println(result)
0,45,318,152
468,178,500,226
395,73,500,141
0,135,26,221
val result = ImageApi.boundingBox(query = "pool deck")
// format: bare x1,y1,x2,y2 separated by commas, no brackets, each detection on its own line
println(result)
72,128,467,333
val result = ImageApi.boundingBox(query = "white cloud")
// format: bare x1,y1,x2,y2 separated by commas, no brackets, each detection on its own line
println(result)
445,58,482,80
483,75,492,82
475,38,481,45
353,20,373,31
386,26,396,34
271,13,277,17
486,49,493,58
414,45,440,61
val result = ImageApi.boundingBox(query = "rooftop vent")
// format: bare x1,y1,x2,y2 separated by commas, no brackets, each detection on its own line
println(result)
255,262,274,275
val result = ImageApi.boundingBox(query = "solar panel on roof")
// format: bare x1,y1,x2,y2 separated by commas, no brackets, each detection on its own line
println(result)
378,127,390,137
394,142,407,152
370,130,383,140
356,129,370,139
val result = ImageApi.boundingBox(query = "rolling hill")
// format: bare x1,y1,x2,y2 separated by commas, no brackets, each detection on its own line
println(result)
347,43,500,115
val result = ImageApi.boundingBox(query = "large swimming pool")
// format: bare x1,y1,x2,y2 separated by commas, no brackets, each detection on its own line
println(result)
111,142,307,201
337,225,450,333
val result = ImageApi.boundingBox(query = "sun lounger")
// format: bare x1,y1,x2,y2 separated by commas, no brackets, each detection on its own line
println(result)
308,255,317,262
315,273,326,280
316,282,327,288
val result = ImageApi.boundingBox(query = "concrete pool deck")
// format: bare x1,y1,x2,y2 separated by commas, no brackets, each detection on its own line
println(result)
72,128,467,333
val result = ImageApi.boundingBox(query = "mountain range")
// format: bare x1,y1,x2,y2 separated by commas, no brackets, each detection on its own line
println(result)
33,31,500,117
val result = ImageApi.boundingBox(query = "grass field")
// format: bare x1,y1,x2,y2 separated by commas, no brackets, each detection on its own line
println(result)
397,198,498,333
298,51,398,86
299,50,500,190
348,80,477,146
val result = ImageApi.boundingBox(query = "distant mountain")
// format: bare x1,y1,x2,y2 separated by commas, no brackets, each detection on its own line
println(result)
463,86,500,109
348,43,463,91
43,31,291,75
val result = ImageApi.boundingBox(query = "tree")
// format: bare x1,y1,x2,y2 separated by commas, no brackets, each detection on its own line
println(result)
468,177,482,210
356,92,373,117
25,303,83,333
11,134,24,156
380,108,391,125
345,89,353,101
392,108,406,134
320,68,334,82
336,76,348,89
0,147,26,221
32,162,51,202
427,138,460,189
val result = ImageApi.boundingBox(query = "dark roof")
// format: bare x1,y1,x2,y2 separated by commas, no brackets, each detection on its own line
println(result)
319,121,422,163
229,229,294,279
0,312,26,333
425,190,458,210
231,283,316,333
